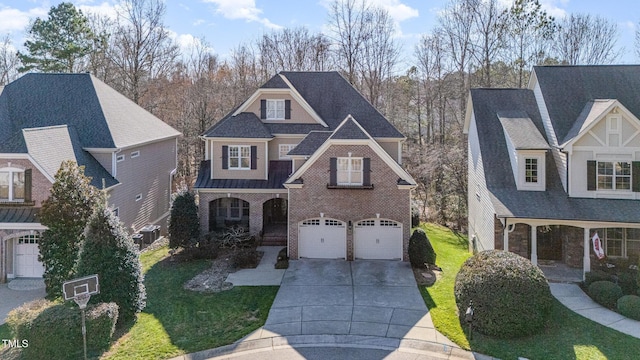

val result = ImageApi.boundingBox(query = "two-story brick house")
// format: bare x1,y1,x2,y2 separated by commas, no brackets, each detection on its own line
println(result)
0,73,180,282
465,65,640,279
195,72,416,260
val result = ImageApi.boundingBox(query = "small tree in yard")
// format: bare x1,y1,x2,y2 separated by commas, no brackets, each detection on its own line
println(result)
168,185,200,249
75,193,146,323
408,228,437,268
39,160,99,299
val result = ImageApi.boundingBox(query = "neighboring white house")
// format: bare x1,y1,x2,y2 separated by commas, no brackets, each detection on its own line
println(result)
0,73,180,282
465,65,640,279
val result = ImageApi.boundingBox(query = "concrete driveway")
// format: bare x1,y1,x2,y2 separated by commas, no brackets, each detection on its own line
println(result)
262,259,454,344
0,281,46,325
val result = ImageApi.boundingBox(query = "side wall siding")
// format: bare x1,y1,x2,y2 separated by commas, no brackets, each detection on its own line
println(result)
288,144,411,261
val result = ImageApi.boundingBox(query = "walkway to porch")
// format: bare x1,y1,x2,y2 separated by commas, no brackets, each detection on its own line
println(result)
261,223,287,246
539,261,583,283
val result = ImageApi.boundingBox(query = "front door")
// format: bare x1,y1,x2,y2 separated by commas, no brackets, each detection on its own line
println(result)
536,225,562,261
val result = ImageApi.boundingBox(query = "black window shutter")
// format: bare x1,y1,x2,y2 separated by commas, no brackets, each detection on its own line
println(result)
24,169,32,202
222,146,228,169
260,100,266,119
251,146,258,170
633,161,640,192
363,158,371,186
285,100,291,119
587,160,596,191
329,157,337,186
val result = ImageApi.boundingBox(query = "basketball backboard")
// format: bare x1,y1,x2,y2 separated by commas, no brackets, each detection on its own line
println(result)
63,274,100,301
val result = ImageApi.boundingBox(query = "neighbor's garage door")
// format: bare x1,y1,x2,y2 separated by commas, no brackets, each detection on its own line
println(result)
15,236,45,278
298,218,346,259
354,219,402,260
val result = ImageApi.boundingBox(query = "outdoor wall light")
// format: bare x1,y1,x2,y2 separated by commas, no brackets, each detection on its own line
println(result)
348,220,353,231
376,213,380,218
320,213,324,218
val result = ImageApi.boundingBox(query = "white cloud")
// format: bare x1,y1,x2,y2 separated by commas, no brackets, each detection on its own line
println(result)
77,1,119,19
193,19,205,26
203,0,282,29
0,5,48,34
536,0,568,19
367,0,418,22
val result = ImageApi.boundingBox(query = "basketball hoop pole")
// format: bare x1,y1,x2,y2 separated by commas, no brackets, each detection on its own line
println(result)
74,294,91,360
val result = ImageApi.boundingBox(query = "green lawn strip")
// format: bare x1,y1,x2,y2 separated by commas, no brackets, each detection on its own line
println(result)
420,223,640,359
104,246,278,359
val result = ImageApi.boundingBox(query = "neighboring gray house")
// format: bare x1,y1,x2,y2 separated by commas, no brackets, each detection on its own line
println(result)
0,73,180,282
465,65,640,279
195,71,416,261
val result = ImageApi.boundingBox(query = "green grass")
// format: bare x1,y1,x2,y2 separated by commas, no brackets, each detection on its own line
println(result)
102,246,278,359
419,223,640,360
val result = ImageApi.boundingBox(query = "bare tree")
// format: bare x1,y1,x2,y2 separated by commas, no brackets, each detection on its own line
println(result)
85,12,115,82
504,0,556,88
229,43,263,105
328,0,369,84
257,27,333,76
469,0,508,88
109,0,179,104
0,35,20,85
552,13,621,65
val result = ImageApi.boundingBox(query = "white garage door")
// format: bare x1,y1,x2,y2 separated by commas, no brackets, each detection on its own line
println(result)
15,235,45,278
354,219,402,260
298,218,346,259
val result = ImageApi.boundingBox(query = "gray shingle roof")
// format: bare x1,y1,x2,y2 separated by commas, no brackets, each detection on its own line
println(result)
263,123,327,134
562,99,616,145
260,74,289,89
0,73,180,151
203,112,273,138
471,86,640,223
288,131,332,156
498,111,550,150
330,117,370,140
0,207,39,223
195,160,291,189
534,65,640,143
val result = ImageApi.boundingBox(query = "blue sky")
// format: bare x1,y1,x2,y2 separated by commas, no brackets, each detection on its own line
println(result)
1,0,638,66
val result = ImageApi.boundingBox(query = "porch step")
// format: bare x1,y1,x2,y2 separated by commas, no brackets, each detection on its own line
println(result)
261,236,286,246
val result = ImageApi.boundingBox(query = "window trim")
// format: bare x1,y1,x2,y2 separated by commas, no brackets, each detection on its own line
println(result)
135,194,142,202
337,156,363,186
266,99,285,120
116,154,125,162
596,228,640,258
0,167,25,202
524,157,539,184
597,160,631,191
516,151,545,191
228,145,251,170
130,151,140,158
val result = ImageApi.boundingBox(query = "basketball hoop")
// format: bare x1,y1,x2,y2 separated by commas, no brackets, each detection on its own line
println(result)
74,293,91,310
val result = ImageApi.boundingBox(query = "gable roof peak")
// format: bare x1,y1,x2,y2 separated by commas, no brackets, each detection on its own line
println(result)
330,114,373,140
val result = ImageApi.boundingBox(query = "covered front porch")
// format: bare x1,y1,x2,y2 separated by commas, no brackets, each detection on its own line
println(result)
497,217,640,282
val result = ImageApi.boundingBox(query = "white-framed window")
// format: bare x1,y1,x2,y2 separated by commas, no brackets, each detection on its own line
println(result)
266,99,285,120
525,158,538,183
0,167,25,202
279,144,296,159
337,157,362,185
135,194,142,201
116,154,125,162
131,151,140,158
594,228,640,258
302,219,320,226
17,233,39,244
597,161,631,190
229,145,251,170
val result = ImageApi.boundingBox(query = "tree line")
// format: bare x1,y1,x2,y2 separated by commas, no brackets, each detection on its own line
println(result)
1,0,637,230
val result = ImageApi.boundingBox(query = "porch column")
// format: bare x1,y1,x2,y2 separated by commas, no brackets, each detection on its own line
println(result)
583,227,591,282
530,225,537,266
503,223,509,252
249,200,263,237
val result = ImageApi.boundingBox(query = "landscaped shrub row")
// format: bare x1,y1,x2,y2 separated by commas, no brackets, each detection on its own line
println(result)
7,300,118,360
408,228,436,268
617,295,640,321
588,281,623,309
454,250,553,338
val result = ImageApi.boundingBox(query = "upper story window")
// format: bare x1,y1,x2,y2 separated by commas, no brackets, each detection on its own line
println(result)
131,151,140,158
0,167,25,202
116,154,125,162
597,161,630,190
525,158,538,183
266,99,285,120
279,144,297,159
229,145,251,170
337,157,362,185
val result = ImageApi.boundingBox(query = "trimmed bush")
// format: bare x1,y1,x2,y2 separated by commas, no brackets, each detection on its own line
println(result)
408,228,436,268
588,281,623,309
168,187,200,249
275,247,289,269
617,295,640,321
584,270,612,287
232,248,260,268
617,272,638,295
454,250,553,338
6,300,118,360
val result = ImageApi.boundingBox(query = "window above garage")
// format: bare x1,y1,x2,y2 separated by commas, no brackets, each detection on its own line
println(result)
328,156,373,189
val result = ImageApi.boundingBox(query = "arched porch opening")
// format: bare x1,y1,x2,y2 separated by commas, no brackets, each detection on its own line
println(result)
208,198,249,232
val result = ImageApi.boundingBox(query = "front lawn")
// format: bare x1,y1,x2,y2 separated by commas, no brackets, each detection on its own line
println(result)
102,245,278,359
420,223,640,360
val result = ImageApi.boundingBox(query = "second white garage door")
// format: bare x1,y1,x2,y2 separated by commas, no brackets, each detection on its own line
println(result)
354,219,402,260
298,218,346,259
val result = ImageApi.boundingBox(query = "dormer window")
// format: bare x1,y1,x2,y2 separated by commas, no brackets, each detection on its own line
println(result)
266,99,285,120
525,158,538,183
